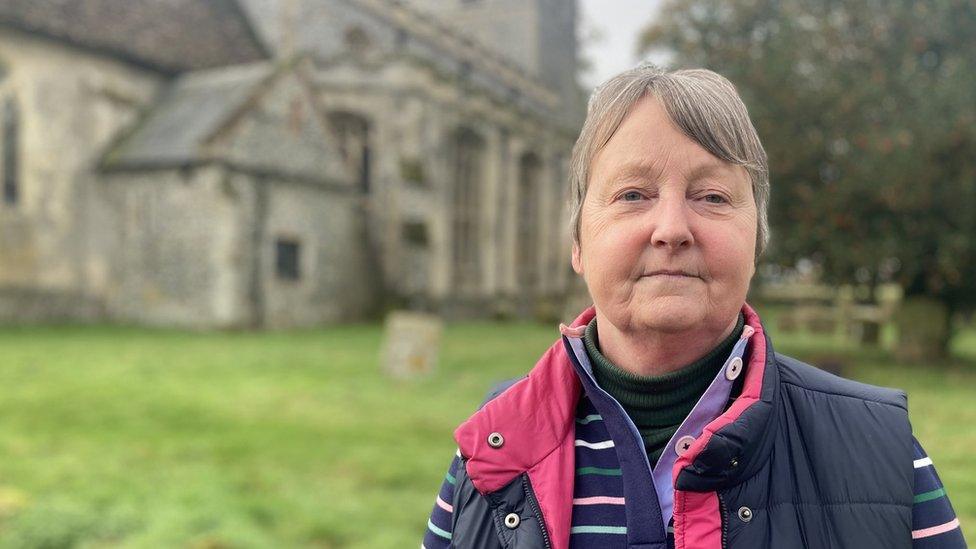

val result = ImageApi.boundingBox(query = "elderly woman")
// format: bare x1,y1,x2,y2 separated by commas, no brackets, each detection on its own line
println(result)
423,65,965,549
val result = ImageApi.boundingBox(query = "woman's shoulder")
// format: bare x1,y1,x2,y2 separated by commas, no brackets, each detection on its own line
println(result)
477,377,525,409
772,351,907,410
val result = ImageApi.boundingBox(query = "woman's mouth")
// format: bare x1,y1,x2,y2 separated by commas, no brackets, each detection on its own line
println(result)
643,269,699,278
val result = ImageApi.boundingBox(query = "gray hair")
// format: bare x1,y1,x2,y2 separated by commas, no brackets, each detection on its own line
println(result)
569,64,770,257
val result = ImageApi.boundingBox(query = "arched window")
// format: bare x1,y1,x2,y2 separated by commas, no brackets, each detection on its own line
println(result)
451,127,486,294
516,152,542,291
1,95,19,206
328,112,371,193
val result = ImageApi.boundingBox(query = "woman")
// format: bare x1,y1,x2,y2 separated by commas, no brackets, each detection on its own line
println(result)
423,65,966,549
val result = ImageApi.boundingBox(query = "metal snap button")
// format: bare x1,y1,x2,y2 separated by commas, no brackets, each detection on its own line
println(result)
726,357,743,380
487,432,505,448
737,506,753,522
504,512,520,529
729,457,739,468
675,435,696,456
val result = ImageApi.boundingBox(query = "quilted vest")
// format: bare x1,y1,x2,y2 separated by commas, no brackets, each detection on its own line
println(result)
451,307,913,548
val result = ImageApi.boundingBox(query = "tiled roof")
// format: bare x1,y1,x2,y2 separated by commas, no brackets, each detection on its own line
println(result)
0,0,269,73
106,63,275,167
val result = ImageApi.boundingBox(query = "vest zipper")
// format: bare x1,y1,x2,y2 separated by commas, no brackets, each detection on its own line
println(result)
520,474,552,549
717,492,729,548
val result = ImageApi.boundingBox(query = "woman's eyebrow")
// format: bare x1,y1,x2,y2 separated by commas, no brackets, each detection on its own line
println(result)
687,161,736,182
606,161,663,183
607,160,736,186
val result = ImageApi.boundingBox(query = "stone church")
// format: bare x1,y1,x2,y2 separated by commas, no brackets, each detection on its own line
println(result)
0,0,582,328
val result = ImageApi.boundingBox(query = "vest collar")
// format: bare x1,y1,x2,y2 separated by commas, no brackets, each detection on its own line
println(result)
455,304,779,495
454,307,591,494
674,305,780,491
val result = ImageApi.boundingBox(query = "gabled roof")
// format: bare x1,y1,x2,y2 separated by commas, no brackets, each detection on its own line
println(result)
105,63,275,167
104,59,350,186
0,0,268,73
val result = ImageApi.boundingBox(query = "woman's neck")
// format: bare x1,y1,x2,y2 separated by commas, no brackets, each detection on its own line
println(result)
593,311,741,377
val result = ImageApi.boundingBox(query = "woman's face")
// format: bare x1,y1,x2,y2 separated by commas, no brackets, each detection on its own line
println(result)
572,96,757,336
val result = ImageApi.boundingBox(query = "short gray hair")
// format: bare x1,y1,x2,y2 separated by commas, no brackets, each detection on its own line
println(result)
569,64,770,257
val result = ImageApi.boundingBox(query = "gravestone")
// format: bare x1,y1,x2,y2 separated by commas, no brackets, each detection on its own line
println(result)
894,296,950,362
381,311,443,379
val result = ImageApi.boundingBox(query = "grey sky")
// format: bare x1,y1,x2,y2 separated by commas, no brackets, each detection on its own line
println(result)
579,0,665,90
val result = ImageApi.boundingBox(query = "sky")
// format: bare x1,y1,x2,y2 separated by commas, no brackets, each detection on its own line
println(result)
578,0,666,90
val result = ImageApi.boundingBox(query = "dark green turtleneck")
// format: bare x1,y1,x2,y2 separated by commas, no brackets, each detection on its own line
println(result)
583,313,744,467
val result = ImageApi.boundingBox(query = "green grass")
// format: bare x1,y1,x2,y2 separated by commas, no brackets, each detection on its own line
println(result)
0,308,972,547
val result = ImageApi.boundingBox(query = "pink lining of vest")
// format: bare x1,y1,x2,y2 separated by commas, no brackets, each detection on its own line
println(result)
455,307,593,549
455,304,768,549
672,303,768,549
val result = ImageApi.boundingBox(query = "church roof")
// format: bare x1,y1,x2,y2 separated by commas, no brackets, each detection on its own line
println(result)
238,0,561,120
0,0,269,73
105,63,275,167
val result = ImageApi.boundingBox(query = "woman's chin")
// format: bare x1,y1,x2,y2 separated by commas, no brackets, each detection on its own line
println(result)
630,297,707,333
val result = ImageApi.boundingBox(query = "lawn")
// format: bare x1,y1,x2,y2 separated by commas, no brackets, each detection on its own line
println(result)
0,306,972,547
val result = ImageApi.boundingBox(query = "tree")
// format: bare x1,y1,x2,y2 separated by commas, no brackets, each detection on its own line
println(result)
640,0,976,358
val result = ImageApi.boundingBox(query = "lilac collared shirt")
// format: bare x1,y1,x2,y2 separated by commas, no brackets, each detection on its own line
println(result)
566,325,755,529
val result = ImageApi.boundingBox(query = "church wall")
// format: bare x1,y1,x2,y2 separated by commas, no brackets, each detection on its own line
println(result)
257,176,372,328
0,0,581,326
403,0,580,127
550,152,574,293
537,0,580,104
101,165,246,328
239,0,398,61
213,71,349,184
101,164,370,329
0,27,163,318
312,69,400,300
405,0,541,78
312,59,575,318
241,0,558,117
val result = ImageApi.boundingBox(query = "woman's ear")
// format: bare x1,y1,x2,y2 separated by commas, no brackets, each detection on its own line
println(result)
571,241,584,275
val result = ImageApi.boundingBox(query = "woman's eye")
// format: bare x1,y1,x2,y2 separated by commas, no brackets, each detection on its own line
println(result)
621,191,644,202
703,194,727,204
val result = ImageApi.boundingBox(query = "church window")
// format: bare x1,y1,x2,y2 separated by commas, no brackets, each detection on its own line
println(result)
402,220,431,295
328,112,372,193
451,127,485,293
275,238,301,281
458,61,472,83
395,27,409,47
288,96,305,135
344,26,372,54
400,158,425,186
2,96,19,206
516,153,542,291
402,221,429,247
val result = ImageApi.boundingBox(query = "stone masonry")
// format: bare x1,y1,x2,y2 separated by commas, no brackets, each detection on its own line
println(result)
0,0,582,327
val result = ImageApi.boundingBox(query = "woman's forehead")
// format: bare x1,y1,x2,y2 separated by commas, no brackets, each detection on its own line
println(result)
601,157,740,185
592,97,734,177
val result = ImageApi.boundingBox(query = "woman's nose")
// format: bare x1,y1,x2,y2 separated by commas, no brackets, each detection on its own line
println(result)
650,196,694,250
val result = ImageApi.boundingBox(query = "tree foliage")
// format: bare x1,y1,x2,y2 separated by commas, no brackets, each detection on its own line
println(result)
641,0,976,312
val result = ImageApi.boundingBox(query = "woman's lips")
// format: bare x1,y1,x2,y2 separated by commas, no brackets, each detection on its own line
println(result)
643,270,699,278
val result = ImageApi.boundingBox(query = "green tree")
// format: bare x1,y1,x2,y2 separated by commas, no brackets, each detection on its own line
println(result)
641,0,976,358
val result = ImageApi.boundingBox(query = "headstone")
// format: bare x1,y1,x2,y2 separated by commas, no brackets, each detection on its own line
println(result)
894,296,950,362
381,311,443,379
